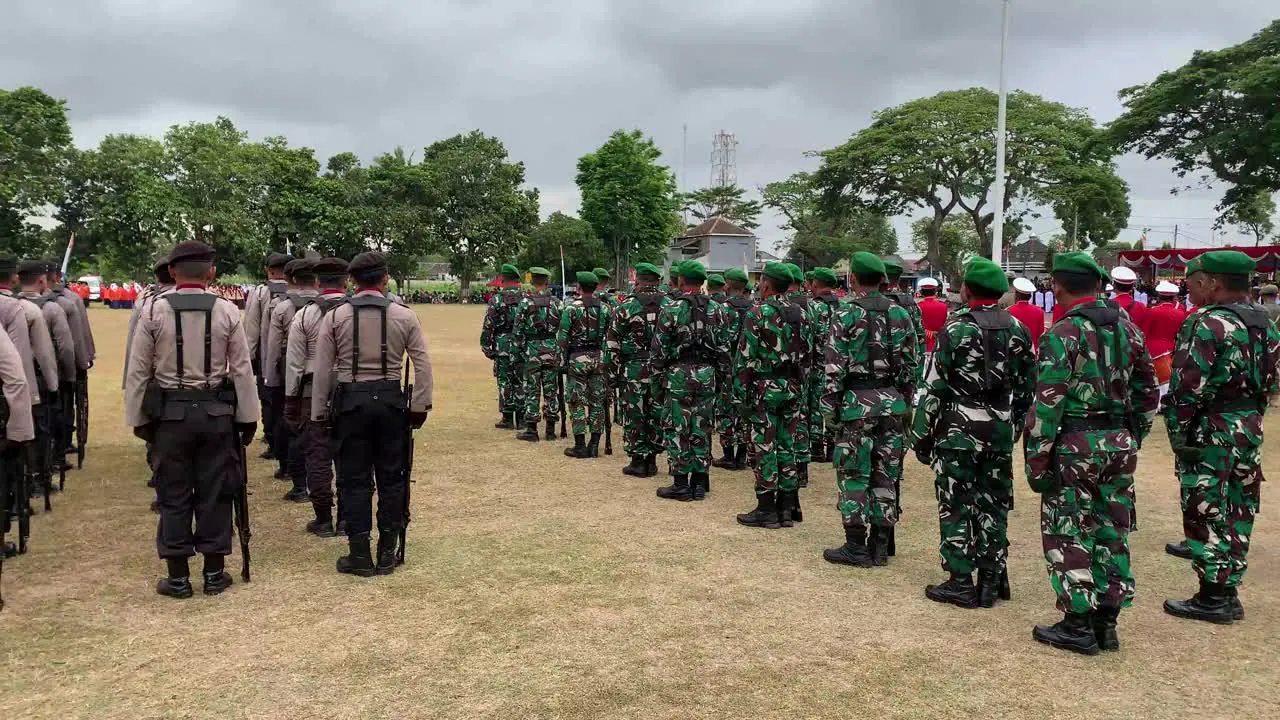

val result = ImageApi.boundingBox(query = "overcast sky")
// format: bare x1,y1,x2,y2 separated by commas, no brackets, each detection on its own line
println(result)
3,0,1276,254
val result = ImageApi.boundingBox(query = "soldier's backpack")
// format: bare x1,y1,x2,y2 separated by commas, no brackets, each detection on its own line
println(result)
490,289,522,335
765,296,807,379
527,294,559,340
573,296,604,352
676,294,717,365
849,294,900,386
964,305,1015,407
1215,303,1277,407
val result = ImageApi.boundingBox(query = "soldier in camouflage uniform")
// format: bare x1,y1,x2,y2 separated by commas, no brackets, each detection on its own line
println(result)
884,258,927,382
1162,250,1280,625
1165,258,1209,561
513,267,563,442
1025,252,1158,656
558,271,611,459
652,261,730,501
593,267,620,309
807,268,843,464
782,263,814,486
707,274,728,305
735,262,812,528
713,268,754,471
607,263,667,478
481,263,525,429
911,259,1035,609
821,252,918,568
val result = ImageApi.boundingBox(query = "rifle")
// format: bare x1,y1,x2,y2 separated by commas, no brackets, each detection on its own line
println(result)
603,386,613,455
59,387,73,491
233,444,252,582
0,447,8,611
398,369,414,566
75,370,88,468
557,367,567,438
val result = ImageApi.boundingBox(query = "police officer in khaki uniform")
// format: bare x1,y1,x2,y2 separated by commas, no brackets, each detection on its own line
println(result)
312,252,432,577
0,326,35,559
44,262,90,469
244,252,291,459
17,261,76,502
284,257,348,537
265,259,318,501
124,254,175,389
0,254,59,415
124,241,259,599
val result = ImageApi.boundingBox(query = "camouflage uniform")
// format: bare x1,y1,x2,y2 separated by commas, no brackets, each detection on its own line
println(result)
606,287,668,471
911,303,1035,585
717,295,755,456
558,294,611,436
513,288,562,431
481,286,525,420
1025,299,1158,616
888,289,927,384
787,289,816,467
807,290,842,456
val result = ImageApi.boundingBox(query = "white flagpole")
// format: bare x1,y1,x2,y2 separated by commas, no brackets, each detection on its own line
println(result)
60,232,76,275
560,245,567,301
992,0,1011,267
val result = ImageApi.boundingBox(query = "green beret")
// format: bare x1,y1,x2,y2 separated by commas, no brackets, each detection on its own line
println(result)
592,267,611,279
575,270,599,287
964,258,1009,294
635,262,661,278
850,251,886,276
882,257,904,274
1185,257,1203,275
724,268,749,283
783,263,804,283
1200,250,1255,276
500,263,520,280
1051,251,1107,281
679,260,707,283
528,266,552,277
812,267,838,285
762,262,791,283
706,273,726,287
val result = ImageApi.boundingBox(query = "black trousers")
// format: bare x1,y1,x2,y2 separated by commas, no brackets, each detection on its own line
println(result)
152,406,239,559
258,374,274,451
301,418,335,507
335,398,407,537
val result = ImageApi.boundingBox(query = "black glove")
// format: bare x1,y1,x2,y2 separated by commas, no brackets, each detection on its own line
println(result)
235,422,257,447
133,423,158,443
408,410,428,430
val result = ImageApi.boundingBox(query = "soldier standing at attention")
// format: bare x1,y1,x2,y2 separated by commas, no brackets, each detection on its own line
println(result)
713,268,754,472
1163,266,1207,561
45,262,88,470
821,252,918,568
652,261,729,502
480,264,525,430
124,241,259,599
607,263,667,478
883,258,926,378
0,254,58,423
1162,251,1279,625
0,325,34,558
285,258,349,537
1025,252,1157,655
513,267,562,442
311,252,431,577
781,264,815,487
593,267,619,308
707,274,728,304
244,252,291,460
734,262,810,528
912,260,1035,608
124,254,175,389
18,261,76,499
806,268,842,464
559,271,610,459
266,259,318,502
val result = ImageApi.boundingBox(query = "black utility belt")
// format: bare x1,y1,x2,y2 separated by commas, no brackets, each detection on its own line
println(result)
1060,415,1125,433
163,388,235,404
339,379,403,393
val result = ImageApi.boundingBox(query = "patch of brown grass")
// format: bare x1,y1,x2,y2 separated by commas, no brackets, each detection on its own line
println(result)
0,304,1276,719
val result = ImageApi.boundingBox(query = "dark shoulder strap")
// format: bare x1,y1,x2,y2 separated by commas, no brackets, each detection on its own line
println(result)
290,295,317,310
348,296,390,378
1066,303,1120,327
579,296,601,309
852,295,892,314
969,306,1013,331
163,294,218,386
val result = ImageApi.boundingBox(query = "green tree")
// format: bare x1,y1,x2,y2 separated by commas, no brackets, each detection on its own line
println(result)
682,184,762,230
576,129,681,281
0,86,72,256
164,117,260,270
911,215,980,284
1109,20,1280,211
242,136,321,256
762,171,897,267
420,131,539,298
306,152,373,260
517,212,608,283
1221,190,1276,246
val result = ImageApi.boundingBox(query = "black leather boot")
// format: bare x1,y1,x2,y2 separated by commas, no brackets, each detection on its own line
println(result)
823,441,834,463
823,524,873,567
202,554,233,595
516,422,540,442
156,557,193,599
307,505,337,538
588,432,601,458
644,454,659,477
797,463,809,488
869,527,891,566
731,444,748,471
736,491,780,528
690,472,708,501
777,491,793,528
2,542,16,558
1093,605,1120,651
494,412,514,429
925,572,979,608
780,490,802,524
1033,612,1100,655
545,420,557,441
283,486,309,503
1165,540,1193,559
975,569,999,608
337,533,376,577
1164,580,1235,624
999,569,1011,600
811,443,824,464
375,533,397,576
1229,586,1245,621
712,444,736,469
622,454,648,476
656,474,693,501
564,434,589,458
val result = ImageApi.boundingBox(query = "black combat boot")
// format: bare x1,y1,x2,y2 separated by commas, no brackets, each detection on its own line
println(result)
1163,580,1235,624
797,463,809,488
712,444,736,469
283,486,309,503
2,542,16,558
776,490,802,525
622,454,648,476
1229,587,1245,621
587,432,601,458
1093,606,1120,651
1165,540,1193,559
516,422,540,442
375,533,397,576
273,467,287,480
259,448,276,461
1033,612,1100,655
999,569,1011,600
823,524,873,567
545,420,557,441
690,472,708,501
564,434,589,458
975,569,999,608
811,442,825,465
494,412,514,429
644,454,659,477
736,491,780,529
336,533,376,577
149,499,160,514
868,527,891,566
156,557,193,599
202,554,233,596
731,444,749,471
776,491,794,527
656,473,693,501
307,505,337,538
925,572,979,608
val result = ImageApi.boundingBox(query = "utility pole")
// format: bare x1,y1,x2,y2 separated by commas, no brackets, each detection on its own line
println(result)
991,0,1011,267
1173,224,1179,248
1071,204,1078,247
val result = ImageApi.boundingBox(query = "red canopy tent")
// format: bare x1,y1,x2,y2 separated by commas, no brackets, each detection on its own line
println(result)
1118,246,1280,273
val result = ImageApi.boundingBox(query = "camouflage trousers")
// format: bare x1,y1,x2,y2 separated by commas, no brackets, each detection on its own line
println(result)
1180,443,1263,588
661,364,716,475
522,362,560,423
932,450,1013,574
619,376,663,456
746,389,802,494
566,353,605,435
794,377,811,464
806,369,829,450
833,416,904,528
1040,448,1137,613
494,356,524,415
714,373,744,448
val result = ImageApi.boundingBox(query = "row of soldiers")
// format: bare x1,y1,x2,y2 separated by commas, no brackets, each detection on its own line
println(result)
123,243,432,599
482,247,1273,656
0,255,95,588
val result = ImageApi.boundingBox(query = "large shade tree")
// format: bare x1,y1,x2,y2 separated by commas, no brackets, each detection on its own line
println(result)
762,171,897,268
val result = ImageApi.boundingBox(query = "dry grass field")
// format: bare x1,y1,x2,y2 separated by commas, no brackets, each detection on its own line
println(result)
1,303,1276,719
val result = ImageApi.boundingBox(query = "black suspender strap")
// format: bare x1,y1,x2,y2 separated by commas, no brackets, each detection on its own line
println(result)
163,293,218,388
347,294,392,381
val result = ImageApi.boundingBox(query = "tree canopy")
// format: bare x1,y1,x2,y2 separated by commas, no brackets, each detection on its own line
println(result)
517,212,608,283
0,86,72,255
681,184,762,230
762,171,897,268
910,215,980,283
1221,189,1277,247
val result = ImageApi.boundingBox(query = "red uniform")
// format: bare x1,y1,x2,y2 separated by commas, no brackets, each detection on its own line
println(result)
1142,301,1188,360
1008,299,1046,350
918,296,948,352
1112,291,1148,332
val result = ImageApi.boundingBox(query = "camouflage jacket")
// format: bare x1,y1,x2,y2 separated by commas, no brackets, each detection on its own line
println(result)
734,295,813,411
1024,298,1159,489
821,290,919,424
710,291,729,305
650,292,731,378
1163,302,1280,450
513,289,563,368
808,291,842,372
888,290,926,383
480,286,524,359
605,287,668,382
910,303,1036,455
557,295,611,369
595,289,621,309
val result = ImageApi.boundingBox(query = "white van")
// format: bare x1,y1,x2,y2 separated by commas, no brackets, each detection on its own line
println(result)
77,275,102,301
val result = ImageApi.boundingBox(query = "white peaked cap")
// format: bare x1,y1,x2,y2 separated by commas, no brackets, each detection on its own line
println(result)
1012,277,1036,294
1156,281,1179,294
917,277,940,289
1105,283,1114,292
1110,266,1138,284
